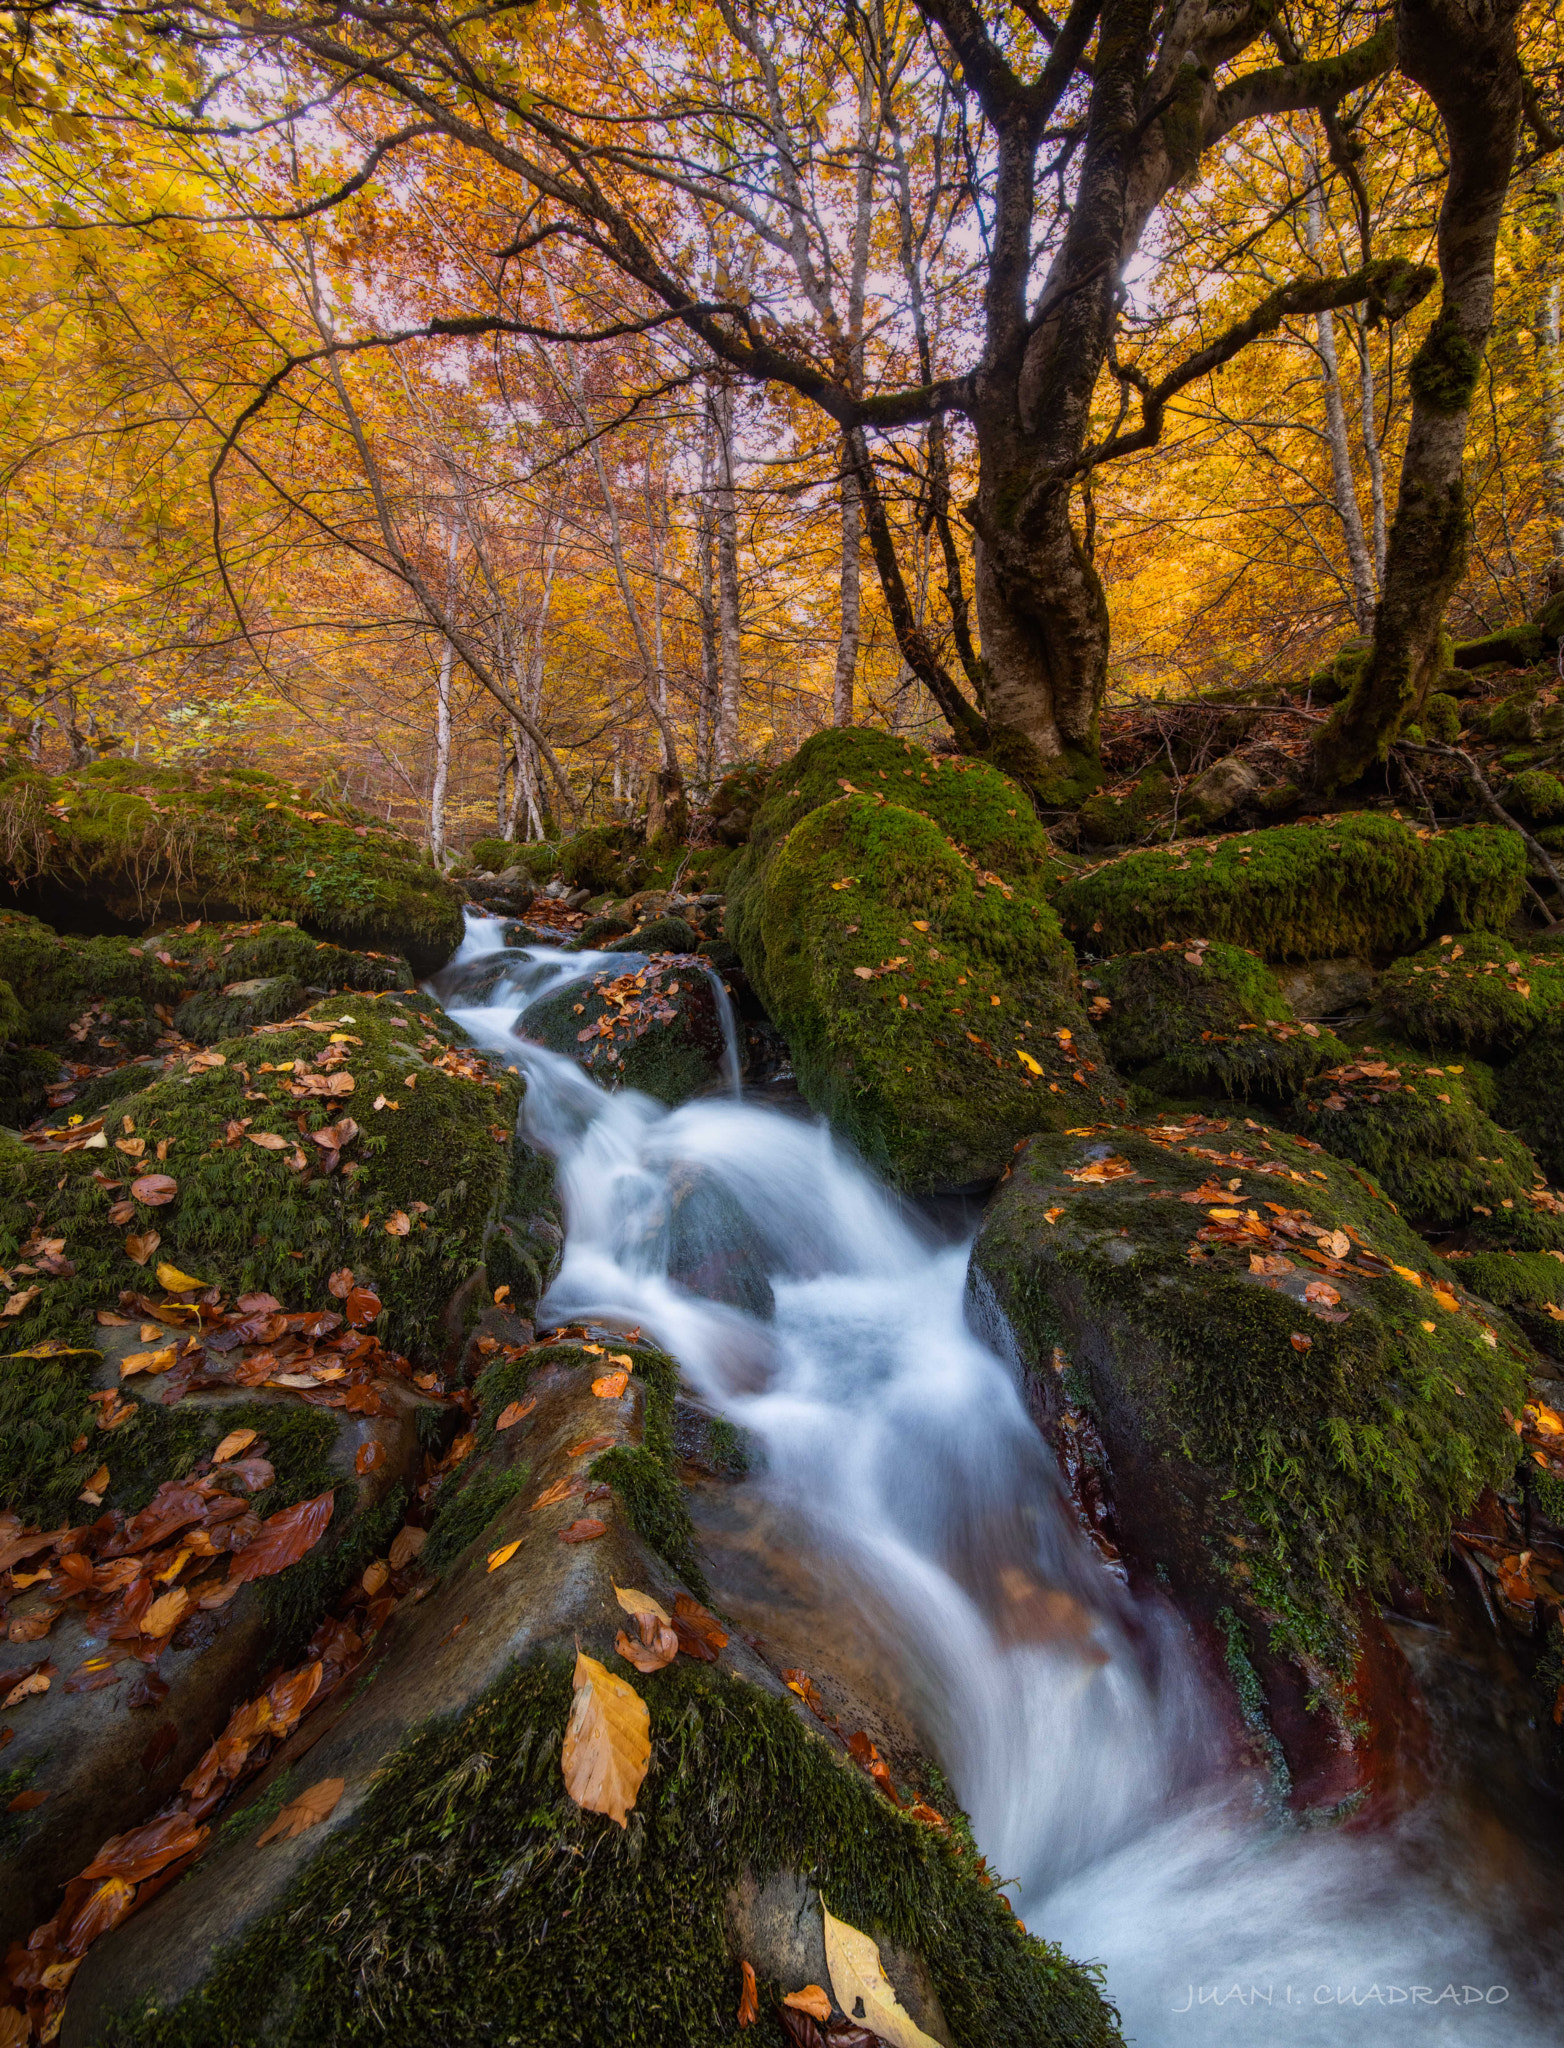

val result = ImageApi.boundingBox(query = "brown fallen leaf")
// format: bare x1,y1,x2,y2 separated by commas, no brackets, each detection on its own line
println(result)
387,1524,426,1570
672,1594,729,1660
384,1210,411,1237
1290,1332,1313,1352
78,1463,110,1505
1303,1280,1341,1307
211,1429,258,1465
247,1131,290,1152
140,1586,193,1638
5,1788,46,1813
614,1601,679,1671
226,1492,334,1584
783,1985,834,2022
120,1345,176,1378
738,1959,760,2029
256,1775,345,1846
487,1539,522,1572
2,1672,50,1707
561,1649,649,1827
496,1398,536,1431
529,1477,581,1512
82,1811,208,1883
130,1174,178,1206
123,1232,160,1267
559,1518,608,1543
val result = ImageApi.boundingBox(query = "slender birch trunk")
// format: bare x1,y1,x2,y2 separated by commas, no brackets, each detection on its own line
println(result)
1305,165,1377,630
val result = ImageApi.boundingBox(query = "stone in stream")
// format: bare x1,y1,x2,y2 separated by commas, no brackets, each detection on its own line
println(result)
47,1338,1118,2048
0,762,463,976
724,728,1120,1191
524,957,735,1107
969,1113,1535,1814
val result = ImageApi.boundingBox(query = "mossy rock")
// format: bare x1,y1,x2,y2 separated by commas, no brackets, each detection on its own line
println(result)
524,959,730,1107
0,763,462,974
970,1117,1530,1671
468,836,558,880
59,1339,1114,2048
1497,1025,1564,1186
706,761,770,846
1379,931,1564,1052
605,914,701,954
1506,768,1564,824
0,909,182,1055
0,994,529,1373
1074,771,1174,849
1452,624,1547,670
1422,692,1463,744
1056,815,1525,963
1091,942,1346,1100
1294,1044,1564,1246
158,921,414,997
558,823,641,895
1451,1249,1564,1358
733,790,1118,1190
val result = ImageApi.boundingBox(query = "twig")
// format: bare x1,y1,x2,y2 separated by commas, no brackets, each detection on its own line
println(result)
1397,739,1564,925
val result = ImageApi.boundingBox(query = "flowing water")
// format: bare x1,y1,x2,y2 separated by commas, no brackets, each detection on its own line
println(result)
437,915,1559,2044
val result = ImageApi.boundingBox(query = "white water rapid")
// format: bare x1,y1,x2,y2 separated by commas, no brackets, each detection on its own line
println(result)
437,915,1558,2044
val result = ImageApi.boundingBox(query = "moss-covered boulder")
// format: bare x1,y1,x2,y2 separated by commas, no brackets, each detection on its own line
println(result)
1294,1046,1564,1247
469,836,558,880
525,958,732,1107
970,1116,1531,1803
1451,1248,1564,1360
605,913,701,955
558,822,642,896
1379,931,1564,1052
0,763,462,974
51,1335,1116,2048
1091,941,1346,1100
727,733,1114,1190
0,993,537,1371
1075,771,1172,849
157,922,413,1043
1056,815,1526,962
706,760,770,846
1497,1024,1564,1186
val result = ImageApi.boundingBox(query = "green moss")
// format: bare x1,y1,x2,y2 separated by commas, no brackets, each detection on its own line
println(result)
1380,932,1564,1052
1295,1043,1562,1244
1409,309,1482,416
0,1757,43,1855
421,1466,529,1580
591,1344,705,1596
1057,815,1525,962
1497,1025,1564,1185
1075,773,1173,849
0,912,184,1106
470,836,558,878
1092,942,1345,1099
972,1119,1530,1666
559,824,640,895
0,994,522,1367
1422,693,1463,744
1453,625,1547,672
606,915,701,955
733,793,1118,1190
101,1653,1116,2048
1507,769,1564,823
0,763,461,974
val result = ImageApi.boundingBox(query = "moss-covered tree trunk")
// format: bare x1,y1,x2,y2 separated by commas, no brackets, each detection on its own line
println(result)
1313,0,1525,790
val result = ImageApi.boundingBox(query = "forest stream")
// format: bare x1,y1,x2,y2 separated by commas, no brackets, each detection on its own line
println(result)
435,913,1562,2046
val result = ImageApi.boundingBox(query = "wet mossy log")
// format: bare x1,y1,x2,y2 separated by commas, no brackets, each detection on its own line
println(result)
0,764,462,974
1056,815,1525,962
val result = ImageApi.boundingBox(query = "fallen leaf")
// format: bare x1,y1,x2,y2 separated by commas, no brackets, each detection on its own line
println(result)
530,1477,580,1511
140,1586,193,1638
783,1985,834,2022
487,1539,522,1571
672,1594,728,1661
226,1493,334,1584
613,1584,672,1624
2,1673,49,1708
83,1811,207,1883
561,1649,650,1827
384,1211,411,1237
1303,1280,1341,1307
736,1958,761,2028
1016,1048,1044,1077
823,1904,943,2048
496,1398,536,1431
212,1429,258,1465
361,1559,389,1595
559,1518,608,1543
592,1369,630,1399
256,1775,344,1845
120,1345,176,1378
130,1174,178,1207
2,1287,40,1317
247,1131,290,1152
78,1463,110,1504
155,1261,207,1294
388,1525,426,1570
5,1788,46,1813
1290,1333,1313,1352
568,1433,616,1457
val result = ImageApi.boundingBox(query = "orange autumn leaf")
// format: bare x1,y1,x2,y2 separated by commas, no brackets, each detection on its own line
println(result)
738,1960,759,2028
591,1369,630,1399
256,1775,345,1845
561,1650,649,1827
487,1539,522,1571
782,1985,833,2021
496,1397,536,1431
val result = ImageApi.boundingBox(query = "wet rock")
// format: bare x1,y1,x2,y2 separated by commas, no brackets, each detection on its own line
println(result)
1057,814,1525,962
969,1113,1534,1812
646,1165,776,1317
1271,956,1377,1022
1182,753,1262,825
55,1336,1114,2048
1090,940,1346,1101
726,729,1118,1192
524,958,733,1107
0,763,462,975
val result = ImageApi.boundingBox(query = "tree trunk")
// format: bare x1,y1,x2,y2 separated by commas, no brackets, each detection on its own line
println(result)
1306,169,1378,630
833,433,862,726
713,381,743,766
1314,0,1525,789
1542,188,1564,592
428,633,454,863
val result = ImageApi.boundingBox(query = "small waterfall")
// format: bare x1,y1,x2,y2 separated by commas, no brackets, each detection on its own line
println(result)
438,912,1557,2044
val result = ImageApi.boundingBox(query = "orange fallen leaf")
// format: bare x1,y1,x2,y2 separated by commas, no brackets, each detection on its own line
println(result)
384,1210,411,1237
567,1433,616,1457
123,1232,160,1267
226,1492,333,1584
212,1429,257,1464
257,1775,345,1845
559,1518,608,1543
487,1539,522,1572
78,1463,110,1504
561,1649,649,1828
130,1174,178,1206
738,1959,760,2028
592,1370,630,1399
783,1985,833,2021
1290,1333,1313,1352
140,1586,192,1637
496,1398,536,1431
1303,1280,1341,1307
530,1477,580,1511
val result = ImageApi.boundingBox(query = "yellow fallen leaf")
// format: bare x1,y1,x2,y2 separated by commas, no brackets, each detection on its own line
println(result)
1431,1287,1460,1313
487,1539,522,1571
1391,1263,1423,1287
561,1649,650,1828
1043,1206,1065,1224
823,1904,943,2048
155,1261,207,1294
140,1586,193,1637
385,1210,411,1237
613,1583,672,1624
1016,1048,1043,1077
1207,1207,1243,1221
257,1775,345,1845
